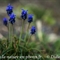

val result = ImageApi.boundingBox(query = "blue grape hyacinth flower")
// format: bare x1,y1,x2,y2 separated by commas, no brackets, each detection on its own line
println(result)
28,14,33,23
9,13,16,24
6,4,13,16
3,18,8,26
21,9,28,20
30,26,36,34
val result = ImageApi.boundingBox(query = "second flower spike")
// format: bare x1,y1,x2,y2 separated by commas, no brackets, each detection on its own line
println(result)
28,14,33,23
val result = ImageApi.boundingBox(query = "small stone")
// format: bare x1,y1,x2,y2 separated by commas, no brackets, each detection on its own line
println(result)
0,33,4,39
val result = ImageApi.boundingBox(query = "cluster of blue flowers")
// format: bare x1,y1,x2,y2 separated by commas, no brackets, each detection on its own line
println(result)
3,4,16,25
3,4,36,34
21,9,36,34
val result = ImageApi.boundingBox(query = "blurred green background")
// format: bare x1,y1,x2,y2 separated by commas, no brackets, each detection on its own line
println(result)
0,0,60,40
0,0,60,46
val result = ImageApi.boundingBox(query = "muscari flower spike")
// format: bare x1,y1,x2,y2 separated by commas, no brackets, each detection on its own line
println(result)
6,4,13,16
9,13,16,24
30,26,36,34
28,14,33,23
3,18,8,26
21,9,28,20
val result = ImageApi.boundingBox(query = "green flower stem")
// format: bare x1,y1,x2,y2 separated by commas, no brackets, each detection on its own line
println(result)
26,35,31,45
24,23,30,43
11,24,14,44
19,20,25,44
8,23,11,42
6,25,9,48
8,23,13,47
